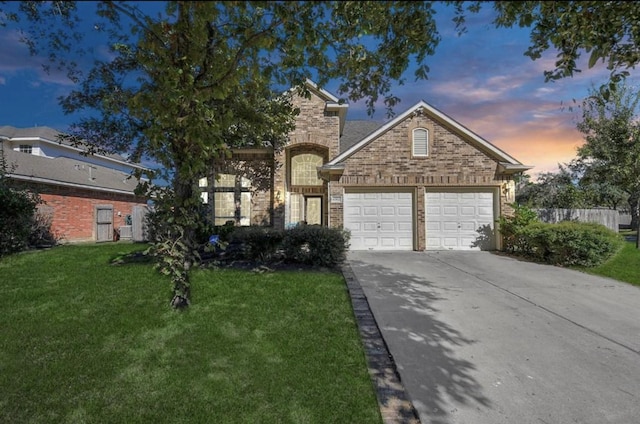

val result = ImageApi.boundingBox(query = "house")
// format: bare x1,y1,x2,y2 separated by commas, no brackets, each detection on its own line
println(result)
0,126,149,243
201,80,532,251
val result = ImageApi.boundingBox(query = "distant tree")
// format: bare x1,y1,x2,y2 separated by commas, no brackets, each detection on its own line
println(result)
516,165,587,209
3,1,443,308
568,159,628,210
574,82,640,246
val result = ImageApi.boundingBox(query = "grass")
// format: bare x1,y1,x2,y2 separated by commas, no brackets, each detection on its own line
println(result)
0,243,382,424
577,239,640,286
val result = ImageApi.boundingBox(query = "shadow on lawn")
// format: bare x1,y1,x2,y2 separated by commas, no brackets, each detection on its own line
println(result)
347,259,491,424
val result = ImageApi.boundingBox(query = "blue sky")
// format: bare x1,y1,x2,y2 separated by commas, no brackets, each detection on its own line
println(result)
1,2,637,178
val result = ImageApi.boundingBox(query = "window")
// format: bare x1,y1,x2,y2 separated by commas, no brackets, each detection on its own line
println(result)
19,144,32,154
289,193,322,226
412,128,429,157
200,174,251,226
291,153,323,186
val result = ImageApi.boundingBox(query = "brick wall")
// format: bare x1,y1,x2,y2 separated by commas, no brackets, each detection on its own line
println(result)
21,182,147,242
272,89,340,229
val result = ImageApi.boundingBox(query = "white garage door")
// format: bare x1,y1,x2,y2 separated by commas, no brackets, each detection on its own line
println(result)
426,190,495,250
344,192,413,250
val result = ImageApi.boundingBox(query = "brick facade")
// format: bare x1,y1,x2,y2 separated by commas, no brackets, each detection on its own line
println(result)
271,88,341,229
224,82,528,250
327,112,514,250
20,182,147,243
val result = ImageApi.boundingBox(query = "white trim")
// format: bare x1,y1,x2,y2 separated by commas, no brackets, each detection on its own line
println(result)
303,79,340,103
412,128,429,157
327,101,527,167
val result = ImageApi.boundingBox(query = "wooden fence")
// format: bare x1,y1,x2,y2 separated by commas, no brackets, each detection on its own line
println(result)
535,209,620,232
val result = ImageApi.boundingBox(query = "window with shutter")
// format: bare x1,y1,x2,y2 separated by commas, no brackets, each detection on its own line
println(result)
412,128,428,157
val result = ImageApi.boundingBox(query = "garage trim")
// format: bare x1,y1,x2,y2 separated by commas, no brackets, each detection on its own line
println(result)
425,187,499,251
343,188,416,251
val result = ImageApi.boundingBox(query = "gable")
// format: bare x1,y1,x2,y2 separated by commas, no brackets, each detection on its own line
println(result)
326,101,531,175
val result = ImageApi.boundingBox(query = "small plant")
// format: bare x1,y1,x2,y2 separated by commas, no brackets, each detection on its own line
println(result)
497,203,539,254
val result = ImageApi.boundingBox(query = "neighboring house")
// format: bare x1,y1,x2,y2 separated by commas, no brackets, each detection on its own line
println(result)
0,126,149,243
201,80,532,251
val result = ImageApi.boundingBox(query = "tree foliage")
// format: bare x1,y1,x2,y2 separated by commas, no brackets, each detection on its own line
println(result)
573,82,640,239
3,1,443,308
0,145,42,257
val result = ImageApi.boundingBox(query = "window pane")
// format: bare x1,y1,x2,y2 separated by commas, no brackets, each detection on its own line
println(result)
292,153,323,185
214,193,235,225
289,193,303,225
215,174,236,188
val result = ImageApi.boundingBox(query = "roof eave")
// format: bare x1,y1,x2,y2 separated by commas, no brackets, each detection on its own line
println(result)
498,162,534,175
317,163,346,180
6,173,145,196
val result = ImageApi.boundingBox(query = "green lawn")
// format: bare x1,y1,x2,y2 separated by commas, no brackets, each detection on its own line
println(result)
577,239,640,286
0,243,382,424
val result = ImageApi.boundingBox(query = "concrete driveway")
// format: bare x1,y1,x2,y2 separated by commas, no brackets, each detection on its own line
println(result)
347,250,640,424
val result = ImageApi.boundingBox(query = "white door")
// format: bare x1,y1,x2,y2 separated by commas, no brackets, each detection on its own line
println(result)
344,192,413,250
425,190,495,250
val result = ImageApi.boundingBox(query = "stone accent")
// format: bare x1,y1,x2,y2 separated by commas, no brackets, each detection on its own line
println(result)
342,264,421,424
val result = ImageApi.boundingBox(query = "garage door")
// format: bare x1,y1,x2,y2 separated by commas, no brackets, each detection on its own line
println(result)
344,192,413,250
426,190,495,250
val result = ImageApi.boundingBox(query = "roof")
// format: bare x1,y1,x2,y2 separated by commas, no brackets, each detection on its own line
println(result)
340,120,383,153
0,125,146,170
327,101,533,173
3,147,143,196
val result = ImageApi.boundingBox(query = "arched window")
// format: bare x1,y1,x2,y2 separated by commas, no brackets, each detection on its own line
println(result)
291,153,323,186
412,128,429,157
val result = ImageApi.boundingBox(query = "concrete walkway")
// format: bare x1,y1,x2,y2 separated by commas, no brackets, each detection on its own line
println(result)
346,250,640,424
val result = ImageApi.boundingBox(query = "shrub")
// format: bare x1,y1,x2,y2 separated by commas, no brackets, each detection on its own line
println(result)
282,225,350,267
28,207,60,248
521,221,624,267
0,185,40,256
498,203,539,254
228,226,284,262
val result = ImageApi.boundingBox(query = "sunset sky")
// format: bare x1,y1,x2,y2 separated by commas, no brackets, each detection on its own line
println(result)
1,2,638,179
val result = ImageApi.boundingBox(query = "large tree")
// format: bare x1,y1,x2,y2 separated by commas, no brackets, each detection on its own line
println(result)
3,1,442,308
574,82,640,245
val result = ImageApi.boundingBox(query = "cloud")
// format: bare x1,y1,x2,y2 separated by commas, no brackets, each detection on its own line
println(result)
0,30,76,87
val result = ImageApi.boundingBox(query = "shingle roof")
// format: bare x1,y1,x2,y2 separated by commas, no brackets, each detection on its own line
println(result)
340,120,383,153
3,147,141,195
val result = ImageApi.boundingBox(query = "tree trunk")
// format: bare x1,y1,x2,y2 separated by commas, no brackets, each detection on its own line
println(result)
168,176,199,308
